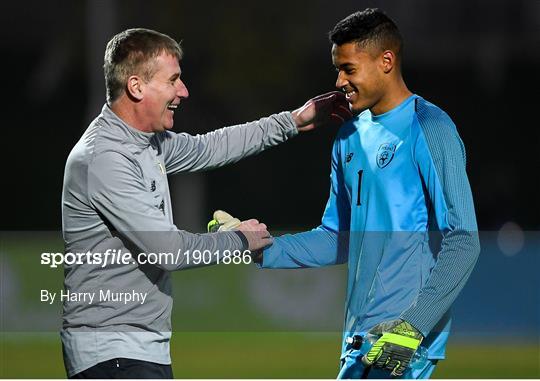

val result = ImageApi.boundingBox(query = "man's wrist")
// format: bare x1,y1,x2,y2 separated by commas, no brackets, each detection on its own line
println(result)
290,109,302,128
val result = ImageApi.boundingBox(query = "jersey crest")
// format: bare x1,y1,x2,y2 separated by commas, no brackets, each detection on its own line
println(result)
376,143,396,168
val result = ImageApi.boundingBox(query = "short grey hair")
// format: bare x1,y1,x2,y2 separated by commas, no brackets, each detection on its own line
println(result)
104,28,183,104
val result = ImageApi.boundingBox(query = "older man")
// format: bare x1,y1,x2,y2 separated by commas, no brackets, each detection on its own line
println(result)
61,28,350,378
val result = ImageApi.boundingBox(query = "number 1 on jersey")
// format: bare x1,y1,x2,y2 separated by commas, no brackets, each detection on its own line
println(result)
357,170,363,206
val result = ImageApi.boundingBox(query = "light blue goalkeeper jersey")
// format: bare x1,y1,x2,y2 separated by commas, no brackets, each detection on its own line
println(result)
261,95,480,360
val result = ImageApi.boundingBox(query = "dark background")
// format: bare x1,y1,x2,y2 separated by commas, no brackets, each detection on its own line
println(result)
0,2,538,378
1,0,539,231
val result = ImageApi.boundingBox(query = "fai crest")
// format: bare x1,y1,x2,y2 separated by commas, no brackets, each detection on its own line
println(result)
376,143,396,168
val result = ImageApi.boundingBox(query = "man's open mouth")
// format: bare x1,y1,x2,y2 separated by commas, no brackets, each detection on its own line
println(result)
344,90,357,101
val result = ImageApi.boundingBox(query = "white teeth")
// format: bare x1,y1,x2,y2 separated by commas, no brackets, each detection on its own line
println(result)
167,104,178,110
345,91,356,99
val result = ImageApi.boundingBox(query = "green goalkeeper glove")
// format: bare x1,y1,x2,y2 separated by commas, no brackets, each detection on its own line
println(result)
207,210,241,232
362,319,423,377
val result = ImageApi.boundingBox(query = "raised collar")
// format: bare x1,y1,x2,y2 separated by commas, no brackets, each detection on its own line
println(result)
101,104,155,147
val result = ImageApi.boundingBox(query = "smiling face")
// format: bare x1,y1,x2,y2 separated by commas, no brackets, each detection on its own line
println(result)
139,52,189,132
332,42,387,115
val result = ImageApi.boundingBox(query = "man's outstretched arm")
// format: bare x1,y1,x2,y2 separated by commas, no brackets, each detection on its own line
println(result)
258,226,348,269
160,92,352,174
87,151,271,271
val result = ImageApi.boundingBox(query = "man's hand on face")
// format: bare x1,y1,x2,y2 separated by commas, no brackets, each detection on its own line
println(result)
291,91,353,132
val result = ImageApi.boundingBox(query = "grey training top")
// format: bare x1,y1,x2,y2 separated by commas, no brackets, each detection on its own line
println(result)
61,104,297,376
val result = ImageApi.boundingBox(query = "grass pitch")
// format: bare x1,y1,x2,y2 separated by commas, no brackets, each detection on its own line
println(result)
1,332,538,378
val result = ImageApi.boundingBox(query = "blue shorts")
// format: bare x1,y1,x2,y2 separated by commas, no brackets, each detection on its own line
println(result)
337,350,438,379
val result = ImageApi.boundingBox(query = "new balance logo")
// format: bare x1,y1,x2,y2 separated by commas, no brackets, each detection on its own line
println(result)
159,200,165,215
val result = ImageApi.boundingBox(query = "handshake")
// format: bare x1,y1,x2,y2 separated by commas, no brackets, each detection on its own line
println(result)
207,210,273,252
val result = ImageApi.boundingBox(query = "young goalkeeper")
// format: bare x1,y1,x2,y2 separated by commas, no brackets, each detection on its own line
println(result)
212,8,480,379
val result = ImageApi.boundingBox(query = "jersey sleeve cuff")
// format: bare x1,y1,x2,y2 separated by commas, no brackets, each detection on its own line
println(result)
233,231,249,251
278,111,300,137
